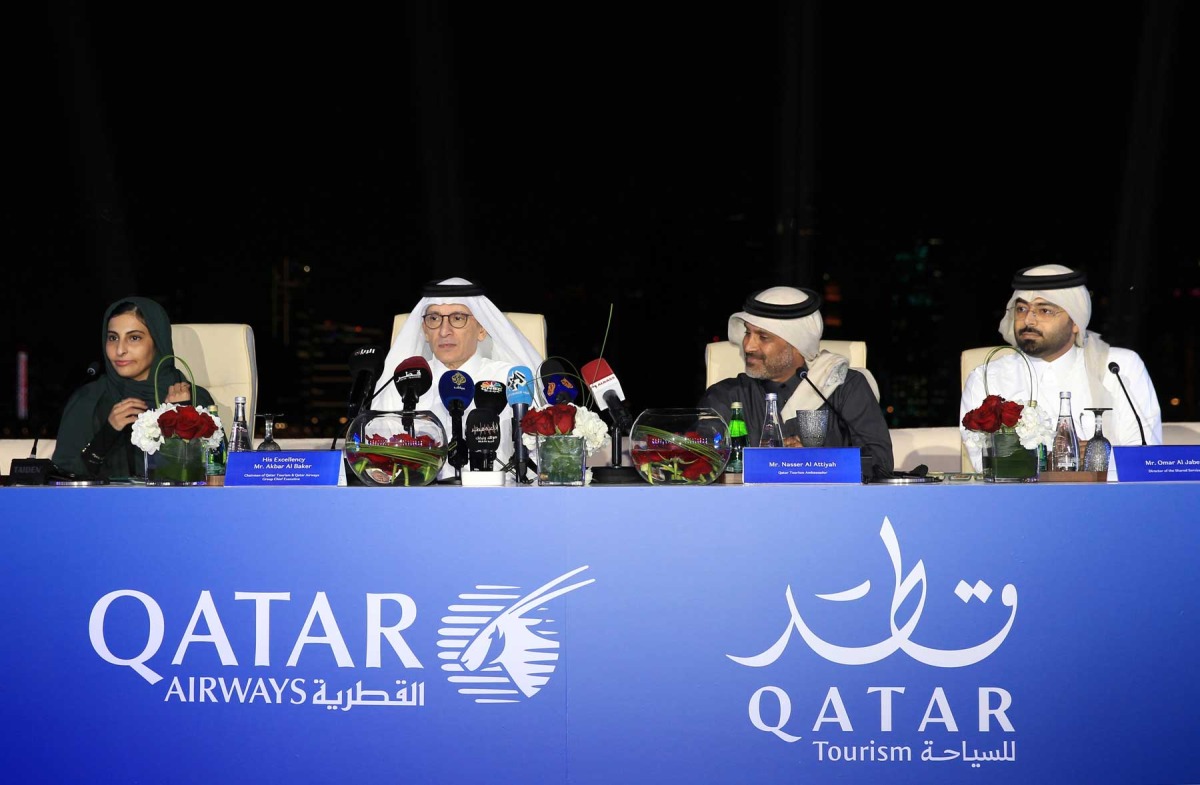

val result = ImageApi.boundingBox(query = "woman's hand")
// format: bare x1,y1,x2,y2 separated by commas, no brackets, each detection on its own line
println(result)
165,382,192,404
107,398,148,431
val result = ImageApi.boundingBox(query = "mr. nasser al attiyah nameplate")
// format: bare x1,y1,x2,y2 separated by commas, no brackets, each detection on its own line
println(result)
743,447,861,484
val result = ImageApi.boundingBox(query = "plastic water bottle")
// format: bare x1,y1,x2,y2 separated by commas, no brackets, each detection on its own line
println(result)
759,393,784,448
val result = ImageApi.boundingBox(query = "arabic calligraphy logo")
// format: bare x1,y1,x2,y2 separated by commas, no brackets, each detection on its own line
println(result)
728,517,1018,668
438,566,594,704
451,371,467,386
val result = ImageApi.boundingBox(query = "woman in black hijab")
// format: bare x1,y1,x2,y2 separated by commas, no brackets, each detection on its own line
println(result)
52,297,215,478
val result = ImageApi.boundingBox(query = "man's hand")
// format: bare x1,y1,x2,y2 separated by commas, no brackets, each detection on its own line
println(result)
165,382,192,404
107,398,148,430
783,435,804,448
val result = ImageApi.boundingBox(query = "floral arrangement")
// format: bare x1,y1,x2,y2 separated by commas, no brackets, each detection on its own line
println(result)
961,394,1053,450
345,432,447,486
631,428,726,484
131,403,224,455
520,403,610,454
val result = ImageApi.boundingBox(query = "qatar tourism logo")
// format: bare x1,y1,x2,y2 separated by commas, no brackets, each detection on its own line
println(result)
437,566,594,704
728,517,1018,669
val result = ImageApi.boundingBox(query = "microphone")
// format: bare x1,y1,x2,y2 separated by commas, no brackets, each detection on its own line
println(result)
466,409,502,471
1107,362,1147,446
506,366,535,483
474,380,508,414
86,361,102,378
346,346,384,420
439,369,475,476
580,359,634,434
542,374,580,405
389,357,433,411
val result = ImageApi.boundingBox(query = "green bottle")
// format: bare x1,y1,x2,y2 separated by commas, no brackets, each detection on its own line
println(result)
205,405,228,477
727,401,747,473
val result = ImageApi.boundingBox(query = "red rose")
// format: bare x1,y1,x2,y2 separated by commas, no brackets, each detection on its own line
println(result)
681,457,713,481
158,410,179,439
631,448,662,466
174,406,208,440
551,403,576,435
1000,401,1023,428
521,408,555,436
965,406,1000,432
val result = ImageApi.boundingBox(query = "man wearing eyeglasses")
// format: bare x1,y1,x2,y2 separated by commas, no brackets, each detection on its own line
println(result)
374,277,544,474
959,264,1162,471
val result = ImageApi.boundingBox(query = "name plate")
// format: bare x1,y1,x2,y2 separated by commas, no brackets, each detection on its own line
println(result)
1112,445,1200,482
743,447,862,484
225,451,344,486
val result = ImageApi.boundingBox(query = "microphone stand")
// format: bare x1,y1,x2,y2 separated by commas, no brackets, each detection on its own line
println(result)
590,418,640,484
511,405,532,484
1108,363,1147,446
796,368,878,481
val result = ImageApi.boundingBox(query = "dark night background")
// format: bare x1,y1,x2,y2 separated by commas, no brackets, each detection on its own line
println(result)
4,2,1198,439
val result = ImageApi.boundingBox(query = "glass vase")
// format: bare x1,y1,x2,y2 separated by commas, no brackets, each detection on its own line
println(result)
982,430,1039,483
343,410,448,487
145,436,207,486
630,408,731,485
536,435,587,486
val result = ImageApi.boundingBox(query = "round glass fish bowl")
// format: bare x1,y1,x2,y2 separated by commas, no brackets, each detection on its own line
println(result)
629,408,730,485
343,410,448,487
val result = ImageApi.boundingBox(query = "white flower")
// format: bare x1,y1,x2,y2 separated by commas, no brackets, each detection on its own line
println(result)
1014,402,1054,450
130,402,177,454
962,428,989,449
521,403,612,455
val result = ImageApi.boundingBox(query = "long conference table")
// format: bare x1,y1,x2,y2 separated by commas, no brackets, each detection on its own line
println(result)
2,481,1198,784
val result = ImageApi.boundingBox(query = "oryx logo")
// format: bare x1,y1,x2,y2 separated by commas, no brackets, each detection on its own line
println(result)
437,566,593,704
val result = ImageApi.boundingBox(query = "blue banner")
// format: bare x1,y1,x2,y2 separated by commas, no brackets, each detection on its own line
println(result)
2,484,1199,783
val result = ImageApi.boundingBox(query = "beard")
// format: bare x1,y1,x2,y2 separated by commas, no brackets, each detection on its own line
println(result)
1017,326,1072,358
745,345,796,380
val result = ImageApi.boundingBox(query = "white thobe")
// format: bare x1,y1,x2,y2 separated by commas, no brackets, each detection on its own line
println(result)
960,345,1161,471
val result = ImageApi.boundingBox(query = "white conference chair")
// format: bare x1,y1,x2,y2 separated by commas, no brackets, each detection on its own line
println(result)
391,312,548,359
171,324,258,431
704,339,879,401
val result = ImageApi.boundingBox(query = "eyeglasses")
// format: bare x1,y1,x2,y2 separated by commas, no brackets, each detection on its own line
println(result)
1012,304,1064,320
422,311,472,329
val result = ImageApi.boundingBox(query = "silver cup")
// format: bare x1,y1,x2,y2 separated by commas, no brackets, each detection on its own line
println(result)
793,409,829,447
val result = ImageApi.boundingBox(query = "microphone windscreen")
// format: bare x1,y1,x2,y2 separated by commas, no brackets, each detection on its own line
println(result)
1108,362,1121,374
538,358,568,377
349,345,384,376
543,374,580,403
86,361,103,378
439,370,475,410
474,380,508,413
506,366,535,406
581,358,625,411
394,356,433,396
466,409,502,450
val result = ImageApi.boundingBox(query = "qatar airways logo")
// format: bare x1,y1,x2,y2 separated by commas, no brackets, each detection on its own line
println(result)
438,566,594,704
88,567,593,709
